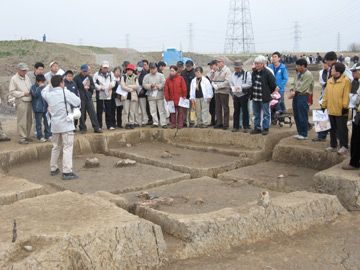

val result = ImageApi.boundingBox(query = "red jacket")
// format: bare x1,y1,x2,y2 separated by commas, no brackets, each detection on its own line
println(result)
164,74,187,106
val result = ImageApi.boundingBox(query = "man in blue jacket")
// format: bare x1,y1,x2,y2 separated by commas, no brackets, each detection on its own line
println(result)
268,52,288,127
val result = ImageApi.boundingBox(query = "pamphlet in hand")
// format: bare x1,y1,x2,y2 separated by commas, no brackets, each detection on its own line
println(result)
167,100,175,113
178,97,190,108
116,85,128,97
231,86,242,93
146,90,158,98
82,77,89,86
312,109,329,122
136,86,142,94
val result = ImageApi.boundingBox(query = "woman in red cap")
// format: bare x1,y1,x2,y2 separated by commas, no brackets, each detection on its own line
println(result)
164,65,187,128
120,64,139,129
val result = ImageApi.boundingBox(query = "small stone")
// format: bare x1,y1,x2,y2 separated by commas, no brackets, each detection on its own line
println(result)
126,143,132,148
23,245,33,252
195,197,204,205
257,191,271,208
84,157,100,168
115,159,137,167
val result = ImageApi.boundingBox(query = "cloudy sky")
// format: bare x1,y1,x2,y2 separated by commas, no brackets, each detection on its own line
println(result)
2,0,359,53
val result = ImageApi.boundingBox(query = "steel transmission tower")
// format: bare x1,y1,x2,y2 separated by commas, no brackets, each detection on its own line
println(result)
292,22,301,52
188,23,194,52
224,0,255,54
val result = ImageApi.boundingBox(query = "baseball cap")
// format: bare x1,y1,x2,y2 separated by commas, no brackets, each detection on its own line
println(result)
149,62,157,68
137,61,144,71
185,60,194,66
17,63,29,71
350,63,360,72
122,61,130,67
80,64,89,71
49,61,58,67
207,60,217,66
216,57,225,63
177,61,184,67
101,61,109,68
126,64,135,71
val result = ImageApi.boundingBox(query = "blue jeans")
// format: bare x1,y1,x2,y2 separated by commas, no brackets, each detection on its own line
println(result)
292,95,309,137
35,112,51,140
317,130,329,139
253,101,270,130
279,91,286,112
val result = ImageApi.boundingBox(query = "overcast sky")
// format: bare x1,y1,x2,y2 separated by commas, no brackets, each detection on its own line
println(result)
2,0,359,54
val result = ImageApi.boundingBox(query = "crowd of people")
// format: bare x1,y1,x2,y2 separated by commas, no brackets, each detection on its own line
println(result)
0,50,359,180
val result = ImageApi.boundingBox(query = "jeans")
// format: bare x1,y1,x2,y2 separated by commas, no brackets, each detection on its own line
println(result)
317,130,329,139
34,112,51,140
252,101,270,130
292,95,309,137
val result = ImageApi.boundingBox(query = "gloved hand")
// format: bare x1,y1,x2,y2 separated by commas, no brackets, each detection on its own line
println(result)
342,108,349,115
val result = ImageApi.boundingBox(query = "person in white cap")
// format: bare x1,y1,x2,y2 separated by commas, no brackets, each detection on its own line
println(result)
44,61,65,83
9,63,33,144
250,55,277,136
93,61,116,129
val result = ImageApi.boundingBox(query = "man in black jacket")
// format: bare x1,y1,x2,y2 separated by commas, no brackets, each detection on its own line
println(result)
250,56,276,135
73,64,102,134
181,60,196,127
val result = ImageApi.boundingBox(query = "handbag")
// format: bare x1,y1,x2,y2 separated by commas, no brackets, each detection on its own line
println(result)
63,88,81,120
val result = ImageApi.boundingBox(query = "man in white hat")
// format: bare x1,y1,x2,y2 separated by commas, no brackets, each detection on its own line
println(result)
44,61,65,83
250,55,277,136
9,63,33,144
93,60,115,129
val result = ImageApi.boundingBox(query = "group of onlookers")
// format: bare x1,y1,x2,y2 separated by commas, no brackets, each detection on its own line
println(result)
0,49,359,178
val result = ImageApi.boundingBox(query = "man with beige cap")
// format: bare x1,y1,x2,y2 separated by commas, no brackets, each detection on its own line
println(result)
9,63,33,144
212,57,232,130
44,61,65,83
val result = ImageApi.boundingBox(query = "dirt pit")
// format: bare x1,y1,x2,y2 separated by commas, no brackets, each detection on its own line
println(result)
123,177,282,215
7,153,189,194
219,161,319,192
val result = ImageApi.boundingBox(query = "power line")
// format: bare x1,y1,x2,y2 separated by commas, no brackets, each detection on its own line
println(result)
224,0,255,53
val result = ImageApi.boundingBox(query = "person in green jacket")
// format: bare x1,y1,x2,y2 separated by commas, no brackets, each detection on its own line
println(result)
289,58,314,140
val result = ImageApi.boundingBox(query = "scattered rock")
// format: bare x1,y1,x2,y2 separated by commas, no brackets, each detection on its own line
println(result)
161,150,180,159
115,159,137,167
195,197,204,205
257,191,271,208
138,196,174,209
23,245,33,252
229,179,246,187
126,143,132,148
84,157,100,168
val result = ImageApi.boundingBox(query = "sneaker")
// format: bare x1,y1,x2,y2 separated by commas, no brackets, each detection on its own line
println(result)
201,125,208,129
342,164,359,170
325,147,337,153
312,137,326,142
50,168,60,176
109,127,115,130
337,146,348,155
38,138,46,143
134,124,140,127
26,138,34,142
0,137,11,142
293,134,301,139
232,128,240,132
152,125,158,128
62,172,79,180
262,129,269,136
194,125,201,128
279,122,284,128
46,136,52,142
183,123,188,127
141,124,146,127
214,125,223,129
250,129,262,135
223,126,229,130
94,129,103,133
162,125,167,129
296,135,308,140
243,128,251,133
130,124,135,129
19,139,29,145
125,124,131,130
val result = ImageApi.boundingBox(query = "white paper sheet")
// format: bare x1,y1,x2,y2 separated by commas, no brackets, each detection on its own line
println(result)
167,100,175,113
312,109,329,122
116,85,128,97
178,97,190,108
115,98,123,107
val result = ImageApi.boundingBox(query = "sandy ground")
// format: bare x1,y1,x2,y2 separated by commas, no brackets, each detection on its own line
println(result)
162,212,360,270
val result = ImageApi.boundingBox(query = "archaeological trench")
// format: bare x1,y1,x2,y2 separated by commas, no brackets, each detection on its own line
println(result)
0,127,358,269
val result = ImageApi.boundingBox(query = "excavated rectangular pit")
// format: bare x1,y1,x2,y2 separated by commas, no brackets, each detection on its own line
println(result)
122,177,283,215
218,161,319,192
7,153,190,194
108,142,252,178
